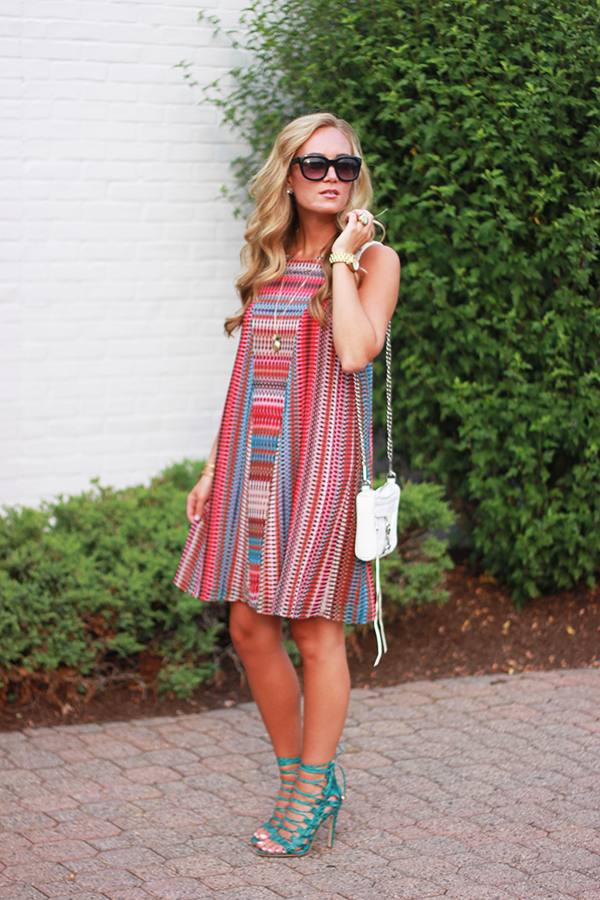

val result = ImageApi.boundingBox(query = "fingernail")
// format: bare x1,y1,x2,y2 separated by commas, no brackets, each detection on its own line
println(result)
194,514,200,522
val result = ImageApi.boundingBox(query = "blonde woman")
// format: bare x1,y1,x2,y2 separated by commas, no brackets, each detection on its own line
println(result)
175,113,400,857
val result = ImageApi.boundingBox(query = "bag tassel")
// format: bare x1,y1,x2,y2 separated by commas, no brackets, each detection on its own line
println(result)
373,556,388,667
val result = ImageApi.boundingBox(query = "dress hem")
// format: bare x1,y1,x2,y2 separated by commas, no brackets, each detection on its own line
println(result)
173,579,376,626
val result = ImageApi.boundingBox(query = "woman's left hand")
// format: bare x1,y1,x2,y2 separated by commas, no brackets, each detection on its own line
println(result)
331,209,374,257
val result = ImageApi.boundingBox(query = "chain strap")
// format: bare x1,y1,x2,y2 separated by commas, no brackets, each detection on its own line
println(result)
353,322,394,487
385,321,394,477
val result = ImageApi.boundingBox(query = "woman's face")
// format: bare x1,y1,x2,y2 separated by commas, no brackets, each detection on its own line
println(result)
287,126,354,217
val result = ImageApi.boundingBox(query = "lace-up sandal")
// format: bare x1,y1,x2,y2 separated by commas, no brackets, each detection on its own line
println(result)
256,756,345,858
251,756,301,846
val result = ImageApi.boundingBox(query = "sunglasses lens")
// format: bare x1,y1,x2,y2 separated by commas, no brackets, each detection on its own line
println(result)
336,158,361,181
302,157,328,180
295,155,362,181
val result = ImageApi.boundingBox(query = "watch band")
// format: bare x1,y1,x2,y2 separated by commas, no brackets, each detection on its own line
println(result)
329,252,359,272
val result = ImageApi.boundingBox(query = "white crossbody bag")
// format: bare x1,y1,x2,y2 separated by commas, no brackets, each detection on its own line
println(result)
354,321,400,665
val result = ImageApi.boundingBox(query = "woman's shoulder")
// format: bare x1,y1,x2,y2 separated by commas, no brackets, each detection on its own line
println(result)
358,240,400,274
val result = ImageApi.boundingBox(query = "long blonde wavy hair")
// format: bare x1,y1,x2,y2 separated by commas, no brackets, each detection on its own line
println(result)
225,112,373,335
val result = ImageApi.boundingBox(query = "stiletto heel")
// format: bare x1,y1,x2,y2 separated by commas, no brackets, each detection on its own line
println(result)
327,807,340,848
251,755,300,846
256,750,345,858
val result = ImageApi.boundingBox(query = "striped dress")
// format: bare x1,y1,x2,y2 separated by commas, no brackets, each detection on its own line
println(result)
174,260,376,624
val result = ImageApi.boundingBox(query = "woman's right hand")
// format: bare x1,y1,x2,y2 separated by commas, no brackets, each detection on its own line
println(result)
331,208,375,258
186,475,213,524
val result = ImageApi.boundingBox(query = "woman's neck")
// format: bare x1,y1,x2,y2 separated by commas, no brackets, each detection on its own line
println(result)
289,213,338,260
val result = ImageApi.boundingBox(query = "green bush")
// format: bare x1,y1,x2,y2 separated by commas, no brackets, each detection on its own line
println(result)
199,0,600,599
0,463,455,703
380,480,456,612
0,461,223,702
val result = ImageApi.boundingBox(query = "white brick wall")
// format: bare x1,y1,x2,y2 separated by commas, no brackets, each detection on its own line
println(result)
1,0,250,508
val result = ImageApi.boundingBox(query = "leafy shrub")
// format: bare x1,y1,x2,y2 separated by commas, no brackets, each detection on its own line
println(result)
0,462,455,705
380,480,456,612
0,461,223,703
200,0,600,599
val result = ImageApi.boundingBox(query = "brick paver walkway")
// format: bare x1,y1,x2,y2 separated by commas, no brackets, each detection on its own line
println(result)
0,669,599,900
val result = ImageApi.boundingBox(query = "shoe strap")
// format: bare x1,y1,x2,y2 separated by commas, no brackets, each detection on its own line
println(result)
278,760,342,849
288,761,339,815
332,746,346,800
275,756,301,790
275,755,301,767
274,756,301,801
296,753,344,793
266,757,301,832
295,760,332,795
297,761,332,776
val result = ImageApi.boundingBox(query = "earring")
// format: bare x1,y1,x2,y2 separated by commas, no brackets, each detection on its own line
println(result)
287,188,293,195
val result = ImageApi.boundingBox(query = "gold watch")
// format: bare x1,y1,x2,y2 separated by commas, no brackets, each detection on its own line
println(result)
329,251,359,272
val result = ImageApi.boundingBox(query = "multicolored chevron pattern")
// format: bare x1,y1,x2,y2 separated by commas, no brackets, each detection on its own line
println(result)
174,261,375,624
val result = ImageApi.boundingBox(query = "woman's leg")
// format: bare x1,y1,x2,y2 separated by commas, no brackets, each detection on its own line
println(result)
230,602,303,842
291,617,350,764
229,601,302,757
256,617,350,853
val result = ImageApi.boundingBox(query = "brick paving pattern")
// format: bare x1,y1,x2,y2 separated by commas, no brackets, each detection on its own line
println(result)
0,668,599,900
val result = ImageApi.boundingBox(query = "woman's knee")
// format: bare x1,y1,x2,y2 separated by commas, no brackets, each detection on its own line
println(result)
291,618,346,665
229,603,282,657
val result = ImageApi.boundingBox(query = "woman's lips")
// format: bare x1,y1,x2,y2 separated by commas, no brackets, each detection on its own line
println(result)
320,190,339,198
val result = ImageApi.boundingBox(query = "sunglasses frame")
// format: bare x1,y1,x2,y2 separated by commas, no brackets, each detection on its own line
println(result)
290,153,363,182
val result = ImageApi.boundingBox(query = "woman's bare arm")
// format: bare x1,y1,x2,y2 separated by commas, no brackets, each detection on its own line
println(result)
330,214,400,373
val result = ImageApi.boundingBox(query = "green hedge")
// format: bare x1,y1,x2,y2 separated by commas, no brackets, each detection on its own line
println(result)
0,462,222,701
201,0,600,600
0,464,454,701
380,480,456,611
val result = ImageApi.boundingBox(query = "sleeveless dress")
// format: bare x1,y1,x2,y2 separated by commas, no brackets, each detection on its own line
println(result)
174,260,376,624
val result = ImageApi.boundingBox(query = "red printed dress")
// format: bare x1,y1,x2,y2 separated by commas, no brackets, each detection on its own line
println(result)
174,260,375,623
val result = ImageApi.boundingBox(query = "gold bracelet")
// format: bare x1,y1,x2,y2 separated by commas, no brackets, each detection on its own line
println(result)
329,251,359,272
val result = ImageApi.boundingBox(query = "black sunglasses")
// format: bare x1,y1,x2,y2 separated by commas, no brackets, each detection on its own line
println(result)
291,154,362,182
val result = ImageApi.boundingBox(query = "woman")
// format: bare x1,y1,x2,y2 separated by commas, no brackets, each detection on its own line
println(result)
174,112,400,857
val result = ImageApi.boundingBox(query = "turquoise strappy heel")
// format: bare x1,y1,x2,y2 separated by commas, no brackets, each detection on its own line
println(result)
256,753,345,858
251,756,301,846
